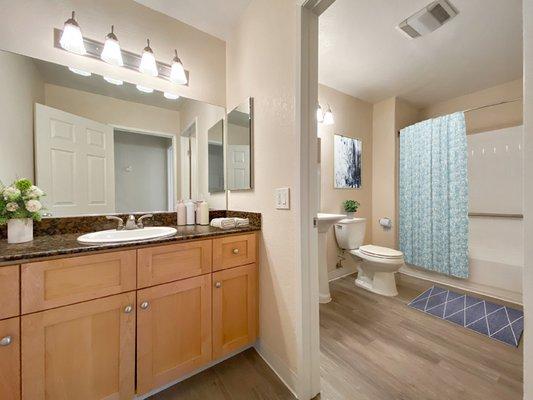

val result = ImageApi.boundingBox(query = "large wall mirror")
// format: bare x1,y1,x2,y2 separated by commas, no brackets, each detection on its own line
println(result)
0,49,227,217
227,97,253,191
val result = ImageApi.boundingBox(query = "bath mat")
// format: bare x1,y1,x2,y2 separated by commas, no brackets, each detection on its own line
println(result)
408,286,523,347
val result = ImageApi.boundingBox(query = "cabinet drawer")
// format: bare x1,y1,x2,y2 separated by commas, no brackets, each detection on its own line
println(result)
0,265,19,319
0,317,20,400
213,233,257,271
137,240,212,288
21,250,136,314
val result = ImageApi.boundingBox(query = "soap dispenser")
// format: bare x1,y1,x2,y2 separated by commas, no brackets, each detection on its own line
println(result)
185,200,195,225
176,200,186,226
199,200,209,225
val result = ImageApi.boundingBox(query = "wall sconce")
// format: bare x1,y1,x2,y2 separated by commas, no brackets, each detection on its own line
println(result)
323,105,334,125
139,39,158,77
316,104,324,123
101,25,123,67
59,12,86,55
170,50,187,85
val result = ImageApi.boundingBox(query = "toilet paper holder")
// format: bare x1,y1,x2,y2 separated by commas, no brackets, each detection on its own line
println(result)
379,217,392,229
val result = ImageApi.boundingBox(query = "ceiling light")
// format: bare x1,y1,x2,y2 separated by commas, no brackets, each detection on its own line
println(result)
316,104,324,123
163,92,180,100
103,76,123,85
101,25,123,66
170,50,187,85
136,84,154,93
139,39,158,77
323,105,334,125
68,67,91,76
59,11,86,55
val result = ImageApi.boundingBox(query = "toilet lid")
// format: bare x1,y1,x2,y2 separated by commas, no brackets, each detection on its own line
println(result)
359,245,403,259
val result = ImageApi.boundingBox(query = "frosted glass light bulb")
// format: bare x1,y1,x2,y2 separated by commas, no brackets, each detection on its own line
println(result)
59,11,86,55
139,39,158,77
170,50,187,85
101,26,123,66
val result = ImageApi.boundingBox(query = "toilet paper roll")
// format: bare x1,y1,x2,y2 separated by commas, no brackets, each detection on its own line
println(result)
379,217,392,229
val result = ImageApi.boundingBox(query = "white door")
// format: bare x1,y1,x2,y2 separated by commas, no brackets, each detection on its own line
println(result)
35,104,115,216
227,145,250,190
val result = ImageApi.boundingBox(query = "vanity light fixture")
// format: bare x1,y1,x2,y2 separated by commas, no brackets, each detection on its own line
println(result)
101,25,123,66
163,92,180,100
68,67,91,76
139,39,158,77
103,76,123,85
136,84,154,93
170,50,187,85
316,104,324,123
323,105,334,125
59,11,86,55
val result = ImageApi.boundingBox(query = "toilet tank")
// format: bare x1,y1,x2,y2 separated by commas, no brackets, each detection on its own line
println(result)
334,218,366,250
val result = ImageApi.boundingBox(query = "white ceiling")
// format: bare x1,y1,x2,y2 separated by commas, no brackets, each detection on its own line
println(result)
133,0,252,40
319,0,523,107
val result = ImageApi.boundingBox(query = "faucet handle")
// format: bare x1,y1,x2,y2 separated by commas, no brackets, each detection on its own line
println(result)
137,214,153,229
106,215,124,230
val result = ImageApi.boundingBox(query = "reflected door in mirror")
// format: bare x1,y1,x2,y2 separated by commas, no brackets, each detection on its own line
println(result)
226,98,253,191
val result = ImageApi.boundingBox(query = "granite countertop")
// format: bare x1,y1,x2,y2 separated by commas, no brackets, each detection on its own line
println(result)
0,224,260,265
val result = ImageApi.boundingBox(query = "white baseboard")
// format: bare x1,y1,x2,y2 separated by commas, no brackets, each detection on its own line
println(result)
328,263,358,282
254,340,299,398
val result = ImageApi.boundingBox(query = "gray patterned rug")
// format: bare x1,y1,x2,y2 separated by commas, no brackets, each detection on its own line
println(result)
408,286,523,347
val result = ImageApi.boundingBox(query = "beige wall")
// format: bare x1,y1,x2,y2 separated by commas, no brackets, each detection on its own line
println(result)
422,79,523,133
44,84,180,135
0,0,226,107
522,1,532,397
226,0,299,389
0,51,44,183
318,84,373,274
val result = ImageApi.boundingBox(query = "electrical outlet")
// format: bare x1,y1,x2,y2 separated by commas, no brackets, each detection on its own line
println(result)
275,187,290,210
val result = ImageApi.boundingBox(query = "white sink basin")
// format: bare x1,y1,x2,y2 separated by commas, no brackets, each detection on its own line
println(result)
316,213,346,233
77,226,177,244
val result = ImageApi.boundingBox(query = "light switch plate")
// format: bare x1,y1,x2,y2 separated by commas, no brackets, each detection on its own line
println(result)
275,187,290,210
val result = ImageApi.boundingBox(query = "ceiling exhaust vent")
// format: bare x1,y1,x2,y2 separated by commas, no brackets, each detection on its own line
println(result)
397,0,458,39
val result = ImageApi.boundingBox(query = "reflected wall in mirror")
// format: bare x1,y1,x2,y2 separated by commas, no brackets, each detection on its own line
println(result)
227,97,253,190
208,120,224,193
0,49,226,217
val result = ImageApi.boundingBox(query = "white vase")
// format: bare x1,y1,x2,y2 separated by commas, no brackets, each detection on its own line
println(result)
7,218,33,244
346,211,355,218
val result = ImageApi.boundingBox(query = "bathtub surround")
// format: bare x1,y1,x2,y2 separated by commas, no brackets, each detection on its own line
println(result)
408,286,524,347
399,112,469,278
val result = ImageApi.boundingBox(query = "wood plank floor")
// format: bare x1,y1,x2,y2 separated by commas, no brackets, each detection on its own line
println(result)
149,274,522,400
147,348,295,400
318,274,523,400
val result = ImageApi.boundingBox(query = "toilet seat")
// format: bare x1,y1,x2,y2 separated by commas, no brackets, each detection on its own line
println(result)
359,244,403,260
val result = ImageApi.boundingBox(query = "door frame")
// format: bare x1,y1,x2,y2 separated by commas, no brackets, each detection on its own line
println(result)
111,124,177,211
296,1,336,399
180,118,199,200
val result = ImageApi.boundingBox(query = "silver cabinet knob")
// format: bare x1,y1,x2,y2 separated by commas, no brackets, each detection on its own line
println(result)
232,248,239,255
123,305,133,314
140,301,150,310
0,336,12,346
215,282,222,288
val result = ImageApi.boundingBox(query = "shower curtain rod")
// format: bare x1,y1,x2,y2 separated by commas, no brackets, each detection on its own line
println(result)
397,98,522,135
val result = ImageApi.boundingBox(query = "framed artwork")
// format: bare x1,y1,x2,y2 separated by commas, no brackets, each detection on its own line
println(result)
334,134,362,189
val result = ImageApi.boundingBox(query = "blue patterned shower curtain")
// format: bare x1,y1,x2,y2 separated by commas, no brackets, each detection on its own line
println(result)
399,112,469,278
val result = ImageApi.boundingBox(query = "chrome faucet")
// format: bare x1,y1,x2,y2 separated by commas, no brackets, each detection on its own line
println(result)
107,214,153,230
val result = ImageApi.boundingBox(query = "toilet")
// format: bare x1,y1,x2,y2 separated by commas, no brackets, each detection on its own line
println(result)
334,218,404,297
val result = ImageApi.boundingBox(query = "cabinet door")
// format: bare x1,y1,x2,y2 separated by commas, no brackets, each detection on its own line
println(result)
212,264,258,359
137,275,212,394
0,265,19,319
22,292,136,400
213,233,257,271
0,318,20,400
22,250,136,313
137,240,212,288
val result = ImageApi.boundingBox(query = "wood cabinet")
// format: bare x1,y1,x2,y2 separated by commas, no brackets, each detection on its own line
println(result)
21,250,136,313
0,318,20,400
21,292,136,400
212,263,258,359
137,240,212,288
0,265,19,319
136,275,212,394
213,233,257,271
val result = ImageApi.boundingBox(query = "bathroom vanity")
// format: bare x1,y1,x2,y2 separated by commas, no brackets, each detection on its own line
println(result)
0,227,259,399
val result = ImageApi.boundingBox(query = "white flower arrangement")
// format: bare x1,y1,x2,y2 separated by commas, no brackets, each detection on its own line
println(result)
0,178,45,225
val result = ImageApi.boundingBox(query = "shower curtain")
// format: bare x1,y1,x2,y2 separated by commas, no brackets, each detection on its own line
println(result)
399,112,469,278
